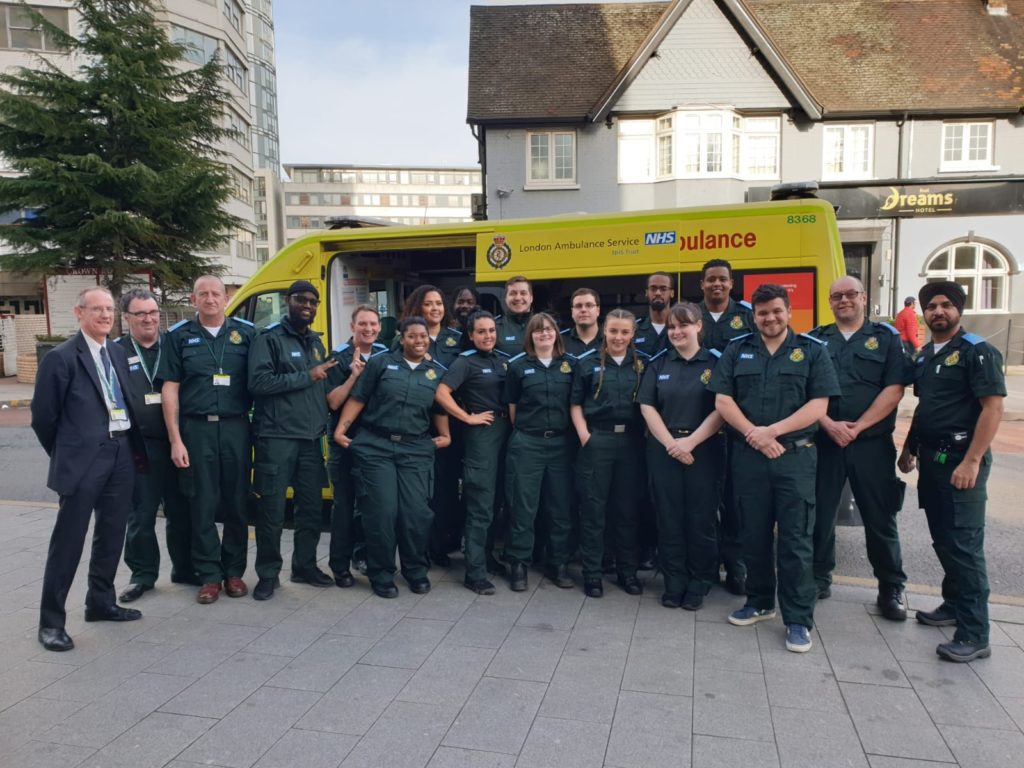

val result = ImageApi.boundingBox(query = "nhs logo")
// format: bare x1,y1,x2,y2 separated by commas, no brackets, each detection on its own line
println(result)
644,231,676,246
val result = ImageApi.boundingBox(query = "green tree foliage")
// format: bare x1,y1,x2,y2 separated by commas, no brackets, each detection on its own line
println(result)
0,0,243,296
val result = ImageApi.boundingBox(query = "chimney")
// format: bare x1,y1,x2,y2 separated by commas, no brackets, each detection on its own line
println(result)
985,0,1008,16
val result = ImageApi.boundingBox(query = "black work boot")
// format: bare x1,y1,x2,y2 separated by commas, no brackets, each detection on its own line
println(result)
509,562,528,592
877,584,908,622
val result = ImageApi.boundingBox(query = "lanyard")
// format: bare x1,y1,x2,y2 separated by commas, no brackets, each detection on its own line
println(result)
201,321,228,374
129,336,161,392
97,348,120,408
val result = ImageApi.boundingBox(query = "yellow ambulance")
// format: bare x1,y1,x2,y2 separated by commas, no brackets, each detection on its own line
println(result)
228,194,844,343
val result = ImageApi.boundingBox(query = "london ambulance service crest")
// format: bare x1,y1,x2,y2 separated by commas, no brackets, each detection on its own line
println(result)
229,329,243,345
445,336,457,347
789,348,805,363
700,368,712,385
486,234,512,270
425,368,437,380
559,361,572,374
944,350,960,367
864,336,879,351
730,316,744,330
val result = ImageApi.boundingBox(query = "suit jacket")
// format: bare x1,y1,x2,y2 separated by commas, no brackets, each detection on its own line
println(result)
31,331,147,495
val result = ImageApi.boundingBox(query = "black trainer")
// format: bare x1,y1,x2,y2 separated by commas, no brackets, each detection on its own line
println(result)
916,604,957,627
936,639,991,662
661,592,682,609
681,592,704,611
253,577,279,601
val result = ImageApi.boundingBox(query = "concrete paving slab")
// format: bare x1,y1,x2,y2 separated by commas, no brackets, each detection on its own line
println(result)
604,690,692,768
841,682,954,762
338,700,458,768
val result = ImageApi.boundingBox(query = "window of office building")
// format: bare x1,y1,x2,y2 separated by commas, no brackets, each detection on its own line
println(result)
224,47,247,93
1,4,69,51
923,240,1010,312
229,167,251,204
941,121,995,172
526,131,576,187
169,25,218,65
223,0,243,35
224,107,250,149
823,124,873,179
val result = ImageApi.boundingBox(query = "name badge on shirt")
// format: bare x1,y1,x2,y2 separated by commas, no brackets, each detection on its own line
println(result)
127,355,141,364
481,368,493,374
144,392,162,406
290,351,302,358
504,335,516,341
110,408,128,421
635,337,646,344
523,368,535,375
387,364,400,370
213,373,231,386
658,374,671,381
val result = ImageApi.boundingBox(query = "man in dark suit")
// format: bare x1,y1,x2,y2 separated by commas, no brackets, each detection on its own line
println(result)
31,286,147,651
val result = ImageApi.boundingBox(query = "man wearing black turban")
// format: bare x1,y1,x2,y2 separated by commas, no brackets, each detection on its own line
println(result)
898,281,1006,662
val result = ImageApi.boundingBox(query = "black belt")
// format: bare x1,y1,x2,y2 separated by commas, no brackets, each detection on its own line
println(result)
518,428,565,439
590,423,636,435
185,414,246,422
668,428,694,437
778,437,814,451
365,424,429,443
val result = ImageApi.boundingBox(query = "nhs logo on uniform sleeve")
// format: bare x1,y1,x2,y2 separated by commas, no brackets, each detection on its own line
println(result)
740,353,755,359
186,337,201,345
523,368,535,375
386,364,400,370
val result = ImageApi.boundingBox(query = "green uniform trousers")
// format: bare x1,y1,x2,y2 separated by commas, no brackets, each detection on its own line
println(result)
814,435,907,591
918,450,991,644
462,417,509,582
253,436,328,579
504,430,573,567
718,441,746,580
179,417,251,584
647,434,725,596
577,431,644,580
124,436,194,587
327,442,365,575
351,431,435,587
732,441,817,629
430,423,465,558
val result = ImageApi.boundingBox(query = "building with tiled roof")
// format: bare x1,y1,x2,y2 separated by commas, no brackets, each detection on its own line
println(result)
467,0,1024,358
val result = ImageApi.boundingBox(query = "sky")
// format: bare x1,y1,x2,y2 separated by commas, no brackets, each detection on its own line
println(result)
272,0,656,169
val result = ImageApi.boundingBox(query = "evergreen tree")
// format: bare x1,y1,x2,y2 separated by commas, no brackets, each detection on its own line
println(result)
0,0,243,298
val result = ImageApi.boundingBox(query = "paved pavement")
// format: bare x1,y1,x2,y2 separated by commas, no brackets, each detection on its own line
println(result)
2,501,1024,768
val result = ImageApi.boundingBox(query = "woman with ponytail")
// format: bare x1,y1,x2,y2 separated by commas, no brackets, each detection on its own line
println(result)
570,308,648,598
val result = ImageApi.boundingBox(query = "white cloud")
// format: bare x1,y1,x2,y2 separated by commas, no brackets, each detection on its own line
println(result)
276,38,478,169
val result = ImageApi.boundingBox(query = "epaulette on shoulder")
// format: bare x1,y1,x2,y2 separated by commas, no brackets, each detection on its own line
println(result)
635,349,652,361
448,328,463,337
962,332,985,346
494,314,503,321
879,322,900,335
233,317,254,327
709,348,722,358
494,349,511,358
739,300,752,310
509,352,526,363
649,348,668,362
559,328,571,335
727,333,752,344
576,348,598,360
460,349,477,357
800,332,825,345
432,359,449,371
333,342,351,354
168,319,188,332
372,342,388,350
265,321,281,331
368,347,388,358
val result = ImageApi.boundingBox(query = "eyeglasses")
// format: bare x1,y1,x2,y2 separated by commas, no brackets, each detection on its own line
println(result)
532,327,556,335
829,290,863,302
572,303,598,310
125,310,160,319
290,296,319,307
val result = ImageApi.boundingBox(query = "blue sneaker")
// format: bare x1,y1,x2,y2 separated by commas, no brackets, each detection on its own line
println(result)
728,605,776,626
785,624,812,653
